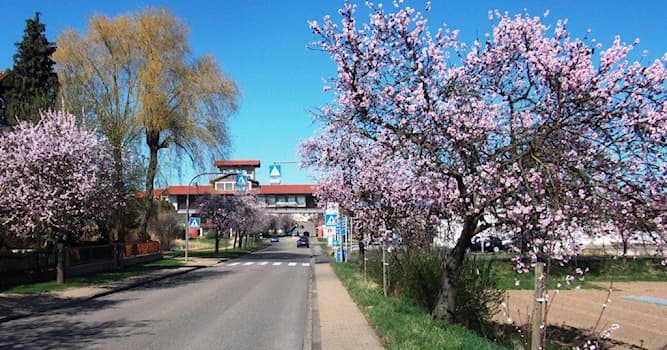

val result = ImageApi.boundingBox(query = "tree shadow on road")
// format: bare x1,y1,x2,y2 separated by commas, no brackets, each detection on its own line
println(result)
0,315,152,349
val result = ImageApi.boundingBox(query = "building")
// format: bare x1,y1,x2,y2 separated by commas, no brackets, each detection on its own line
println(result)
154,159,322,236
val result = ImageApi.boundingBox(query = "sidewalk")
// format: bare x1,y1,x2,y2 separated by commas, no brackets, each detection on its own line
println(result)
312,245,384,350
0,257,220,323
0,247,385,350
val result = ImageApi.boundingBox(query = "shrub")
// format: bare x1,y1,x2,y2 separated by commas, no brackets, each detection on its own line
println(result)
455,256,505,330
360,248,504,333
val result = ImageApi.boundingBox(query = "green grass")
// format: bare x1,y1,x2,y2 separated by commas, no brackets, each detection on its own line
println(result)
2,258,185,294
164,240,269,259
492,256,667,290
331,262,509,350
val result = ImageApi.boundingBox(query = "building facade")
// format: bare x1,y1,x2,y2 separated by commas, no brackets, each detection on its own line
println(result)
153,160,322,236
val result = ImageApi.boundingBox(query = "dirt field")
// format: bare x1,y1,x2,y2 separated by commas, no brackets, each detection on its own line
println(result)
497,282,667,349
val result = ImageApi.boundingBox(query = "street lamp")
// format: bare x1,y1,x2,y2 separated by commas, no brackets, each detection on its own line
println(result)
185,172,227,261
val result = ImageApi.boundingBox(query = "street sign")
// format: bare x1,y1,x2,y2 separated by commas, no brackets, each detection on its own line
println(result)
325,202,339,214
188,217,201,229
235,173,248,192
339,216,347,236
325,213,338,226
269,164,281,177
324,226,336,237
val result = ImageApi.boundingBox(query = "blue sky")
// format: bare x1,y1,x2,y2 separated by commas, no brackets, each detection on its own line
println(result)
1,1,664,186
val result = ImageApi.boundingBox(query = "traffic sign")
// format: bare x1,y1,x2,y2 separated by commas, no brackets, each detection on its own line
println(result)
269,164,282,177
235,173,248,191
325,202,339,215
325,213,338,226
188,217,201,229
324,226,336,237
339,216,347,236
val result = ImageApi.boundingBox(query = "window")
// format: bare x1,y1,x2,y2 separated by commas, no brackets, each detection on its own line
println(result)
297,195,306,206
214,182,234,191
257,196,266,204
267,196,276,205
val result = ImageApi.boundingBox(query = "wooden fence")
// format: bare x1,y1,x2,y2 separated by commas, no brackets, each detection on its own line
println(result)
0,241,161,289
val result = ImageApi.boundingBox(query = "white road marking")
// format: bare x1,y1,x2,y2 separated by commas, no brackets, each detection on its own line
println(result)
243,262,254,266
228,262,240,266
259,261,269,266
272,262,282,266
302,263,310,267
288,262,297,266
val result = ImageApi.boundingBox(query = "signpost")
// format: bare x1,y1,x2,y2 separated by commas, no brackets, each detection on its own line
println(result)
324,202,339,250
269,164,282,184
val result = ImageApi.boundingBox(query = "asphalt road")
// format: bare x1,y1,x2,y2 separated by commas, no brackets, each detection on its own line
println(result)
0,237,313,350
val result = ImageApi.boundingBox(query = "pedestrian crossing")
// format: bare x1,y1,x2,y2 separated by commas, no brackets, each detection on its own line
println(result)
224,261,310,268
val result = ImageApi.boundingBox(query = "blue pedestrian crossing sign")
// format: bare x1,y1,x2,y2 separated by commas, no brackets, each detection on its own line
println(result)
325,213,338,227
269,164,282,178
188,217,201,229
235,173,248,191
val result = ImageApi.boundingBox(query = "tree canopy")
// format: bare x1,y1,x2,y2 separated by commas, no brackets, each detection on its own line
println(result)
1,12,59,125
303,3,666,322
0,110,119,282
54,7,240,237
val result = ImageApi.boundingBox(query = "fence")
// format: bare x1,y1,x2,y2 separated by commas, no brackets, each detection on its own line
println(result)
1,241,162,289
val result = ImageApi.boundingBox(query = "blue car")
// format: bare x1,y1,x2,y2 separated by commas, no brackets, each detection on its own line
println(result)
297,236,309,248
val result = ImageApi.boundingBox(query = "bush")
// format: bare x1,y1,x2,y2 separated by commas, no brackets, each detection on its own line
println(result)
361,248,504,333
455,256,505,330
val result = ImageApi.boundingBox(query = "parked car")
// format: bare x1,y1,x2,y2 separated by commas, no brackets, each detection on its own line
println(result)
470,236,504,252
297,236,310,248
270,236,280,243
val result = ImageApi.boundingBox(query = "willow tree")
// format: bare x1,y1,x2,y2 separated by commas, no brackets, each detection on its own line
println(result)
55,8,239,238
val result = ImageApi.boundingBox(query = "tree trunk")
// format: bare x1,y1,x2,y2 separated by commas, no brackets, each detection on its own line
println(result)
215,230,220,254
141,131,160,240
432,216,478,322
233,231,238,249
110,143,127,241
56,241,65,284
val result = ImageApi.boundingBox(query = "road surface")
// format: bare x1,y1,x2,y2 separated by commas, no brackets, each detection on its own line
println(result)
0,237,313,350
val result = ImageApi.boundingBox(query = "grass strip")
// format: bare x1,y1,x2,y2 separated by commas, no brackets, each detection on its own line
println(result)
491,256,667,290
331,262,508,350
2,258,185,294
164,241,269,259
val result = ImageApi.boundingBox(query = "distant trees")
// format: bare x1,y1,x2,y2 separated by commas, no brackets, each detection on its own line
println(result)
0,111,119,283
304,3,666,323
54,7,239,239
199,195,268,253
1,12,58,125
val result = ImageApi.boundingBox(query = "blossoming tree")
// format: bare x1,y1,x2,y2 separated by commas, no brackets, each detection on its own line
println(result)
303,2,666,322
0,110,118,283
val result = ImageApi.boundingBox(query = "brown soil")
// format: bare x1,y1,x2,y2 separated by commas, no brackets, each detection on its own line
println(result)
495,282,667,350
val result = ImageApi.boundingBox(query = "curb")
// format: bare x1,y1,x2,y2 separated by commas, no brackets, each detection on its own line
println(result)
0,264,210,324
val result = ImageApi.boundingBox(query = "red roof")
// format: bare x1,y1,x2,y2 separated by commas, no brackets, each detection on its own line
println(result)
258,184,317,195
160,185,214,196
214,160,261,167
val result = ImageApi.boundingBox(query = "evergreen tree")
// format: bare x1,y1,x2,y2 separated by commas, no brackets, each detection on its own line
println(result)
3,12,58,125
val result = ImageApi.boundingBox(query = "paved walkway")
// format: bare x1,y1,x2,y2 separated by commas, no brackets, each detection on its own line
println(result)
313,245,384,350
1,248,385,350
